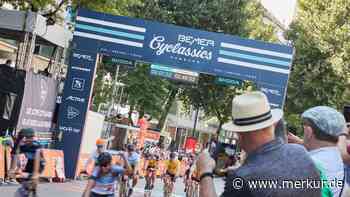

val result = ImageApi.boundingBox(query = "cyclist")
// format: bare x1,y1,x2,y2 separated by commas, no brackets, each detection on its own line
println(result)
163,152,181,196
125,144,140,196
84,138,107,174
10,128,45,197
83,152,130,197
144,153,159,192
188,164,201,197
184,154,195,192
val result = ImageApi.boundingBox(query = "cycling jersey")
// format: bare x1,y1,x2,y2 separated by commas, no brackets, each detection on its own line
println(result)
147,159,158,169
166,160,180,175
127,152,140,168
19,141,45,173
90,165,124,195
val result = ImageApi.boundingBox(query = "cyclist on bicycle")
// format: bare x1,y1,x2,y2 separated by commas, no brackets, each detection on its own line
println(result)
163,152,180,195
85,139,107,169
144,153,159,191
10,128,45,197
125,144,140,196
83,152,129,197
184,154,195,192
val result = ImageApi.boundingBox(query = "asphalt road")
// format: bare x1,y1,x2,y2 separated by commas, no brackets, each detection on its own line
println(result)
0,177,225,197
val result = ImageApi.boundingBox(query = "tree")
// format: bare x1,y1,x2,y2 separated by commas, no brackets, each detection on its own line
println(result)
128,0,278,133
120,63,171,125
0,0,140,20
285,0,350,133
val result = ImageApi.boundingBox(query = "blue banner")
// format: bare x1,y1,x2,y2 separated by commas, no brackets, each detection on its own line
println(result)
59,8,294,178
73,9,293,107
57,48,97,178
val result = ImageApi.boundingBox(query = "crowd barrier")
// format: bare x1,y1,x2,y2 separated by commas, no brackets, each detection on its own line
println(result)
0,146,66,182
41,149,65,182
0,144,11,181
0,144,5,180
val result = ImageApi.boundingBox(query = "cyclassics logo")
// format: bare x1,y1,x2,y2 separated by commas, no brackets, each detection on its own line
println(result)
73,53,94,61
149,34,215,61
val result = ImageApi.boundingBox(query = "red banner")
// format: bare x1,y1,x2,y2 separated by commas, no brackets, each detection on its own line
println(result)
184,137,197,153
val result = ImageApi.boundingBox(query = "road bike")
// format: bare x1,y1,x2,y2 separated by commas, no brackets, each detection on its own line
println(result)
144,168,156,197
186,179,199,197
163,174,176,197
119,174,132,197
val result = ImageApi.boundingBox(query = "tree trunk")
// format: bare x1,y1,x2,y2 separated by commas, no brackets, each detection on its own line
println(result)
128,104,135,126
157,88,179,130
216,120,223,136
139,107,145,120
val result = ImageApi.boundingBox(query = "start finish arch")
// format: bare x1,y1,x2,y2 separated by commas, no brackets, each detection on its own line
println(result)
58,9,294,178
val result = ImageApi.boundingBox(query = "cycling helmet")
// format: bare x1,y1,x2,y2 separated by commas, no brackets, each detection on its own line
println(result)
97,152,112,166
21,128,35,138
96,138,107,146
127,144,135,151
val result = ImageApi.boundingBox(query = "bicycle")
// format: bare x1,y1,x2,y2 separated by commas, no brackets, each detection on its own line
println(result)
119,175,132,197
144,168,156,197
186,179,199,197
163,173,175,197
14,173,38,197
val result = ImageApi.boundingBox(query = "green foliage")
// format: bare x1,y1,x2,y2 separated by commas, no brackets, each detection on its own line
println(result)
120,63,170,119
0,0,140,19
285,0,350,131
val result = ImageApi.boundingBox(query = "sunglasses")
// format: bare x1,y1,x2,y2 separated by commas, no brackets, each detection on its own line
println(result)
100,163,110,168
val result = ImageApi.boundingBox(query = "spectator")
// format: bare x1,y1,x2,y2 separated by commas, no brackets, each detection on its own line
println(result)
289,106,348,196
340,106,350,185
196,91,321,197
0,59,12,67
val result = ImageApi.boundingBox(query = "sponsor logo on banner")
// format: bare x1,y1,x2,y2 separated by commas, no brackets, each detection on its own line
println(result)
149,34,215,63
65,96,86,103
73,52,94,61
72,78,85,91
67,106,80,119
40,79,48,107
59,126,80,133
17,72,57,132
260,87,282,96
72,66,91,72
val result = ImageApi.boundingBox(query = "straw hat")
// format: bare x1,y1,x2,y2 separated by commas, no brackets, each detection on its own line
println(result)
223,91,283,132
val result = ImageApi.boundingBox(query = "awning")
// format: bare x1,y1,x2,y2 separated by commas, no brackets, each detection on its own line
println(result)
167,114,217,134
0,9,72,48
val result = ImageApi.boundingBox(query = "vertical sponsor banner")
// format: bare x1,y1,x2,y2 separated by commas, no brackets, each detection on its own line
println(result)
17,72,58,132
57,48,97,178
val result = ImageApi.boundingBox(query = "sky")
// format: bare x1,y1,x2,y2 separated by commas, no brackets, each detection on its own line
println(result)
260,0,298,27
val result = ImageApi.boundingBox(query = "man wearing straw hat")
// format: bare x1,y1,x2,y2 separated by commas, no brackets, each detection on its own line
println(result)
195,91,321,197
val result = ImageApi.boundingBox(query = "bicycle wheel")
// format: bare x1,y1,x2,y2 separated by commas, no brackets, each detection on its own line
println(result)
163,178,170,197
119,180,128,197
186,182,192,197
193,183,199,197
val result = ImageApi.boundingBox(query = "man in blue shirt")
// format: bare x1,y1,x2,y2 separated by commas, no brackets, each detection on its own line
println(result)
195,92,321,197
125,144,140,196
83,152,130,197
